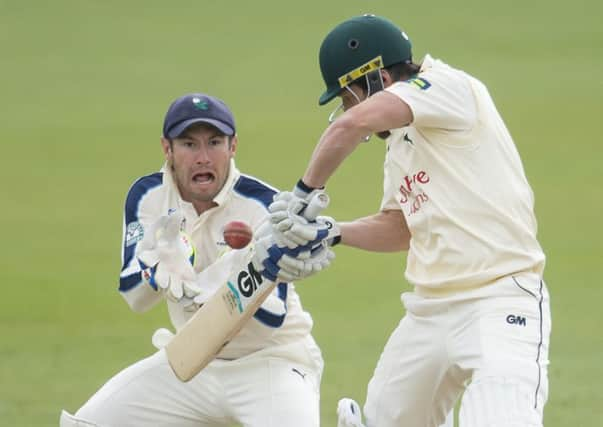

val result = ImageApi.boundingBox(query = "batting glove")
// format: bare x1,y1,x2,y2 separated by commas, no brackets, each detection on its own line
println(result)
137,214,199,302
269,179,324,228
251,221,335,283
269,198,341,248
316,215,342,247
276,241,336,282
269,193,331,248
290,179,326,216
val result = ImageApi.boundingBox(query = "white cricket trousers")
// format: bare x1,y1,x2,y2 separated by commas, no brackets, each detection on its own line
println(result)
74,336,323,427
364,273,551,427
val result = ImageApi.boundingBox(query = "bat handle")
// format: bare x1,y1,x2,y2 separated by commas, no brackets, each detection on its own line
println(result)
303,192,330,221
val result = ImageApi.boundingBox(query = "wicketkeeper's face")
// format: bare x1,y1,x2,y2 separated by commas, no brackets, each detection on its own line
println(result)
162,123,236,210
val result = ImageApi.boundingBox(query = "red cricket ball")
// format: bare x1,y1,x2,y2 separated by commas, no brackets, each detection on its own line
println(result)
223,221,253,249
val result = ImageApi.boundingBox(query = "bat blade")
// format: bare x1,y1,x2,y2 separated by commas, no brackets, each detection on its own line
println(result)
166,248,276,382
166,191,329,382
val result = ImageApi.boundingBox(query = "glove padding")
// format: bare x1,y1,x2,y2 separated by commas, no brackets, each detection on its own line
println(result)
251,221,335,283
276,241,335,282
316,215,342,247
269,192,332,248
268,179,324,228
137,214,200,302
269,193,341,248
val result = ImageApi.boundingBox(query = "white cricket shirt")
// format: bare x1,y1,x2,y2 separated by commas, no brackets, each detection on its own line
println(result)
119,160,314,358
381,55,545,295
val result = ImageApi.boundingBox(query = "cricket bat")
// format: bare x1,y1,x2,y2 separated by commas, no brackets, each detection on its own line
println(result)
166,192,329,382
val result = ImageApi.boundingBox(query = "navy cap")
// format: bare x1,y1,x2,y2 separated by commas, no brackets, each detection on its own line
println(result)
162,93,236,138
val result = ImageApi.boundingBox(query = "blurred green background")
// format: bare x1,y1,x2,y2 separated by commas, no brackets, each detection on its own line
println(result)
1,0,601,425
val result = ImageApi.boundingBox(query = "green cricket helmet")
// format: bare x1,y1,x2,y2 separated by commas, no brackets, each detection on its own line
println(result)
318,14,412,105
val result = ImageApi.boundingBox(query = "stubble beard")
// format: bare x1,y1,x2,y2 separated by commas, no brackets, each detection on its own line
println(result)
170,157,231,206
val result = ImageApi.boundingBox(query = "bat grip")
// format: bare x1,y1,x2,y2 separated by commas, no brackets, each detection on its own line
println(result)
303,192,330,221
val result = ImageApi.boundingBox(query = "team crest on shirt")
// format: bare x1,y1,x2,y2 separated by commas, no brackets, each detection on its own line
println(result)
405,77,431,91
125,221,144,247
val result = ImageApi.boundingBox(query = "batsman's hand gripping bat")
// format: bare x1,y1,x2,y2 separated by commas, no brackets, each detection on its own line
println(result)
165,192,330,382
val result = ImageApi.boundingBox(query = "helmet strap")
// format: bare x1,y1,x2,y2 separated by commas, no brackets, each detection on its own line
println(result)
328,86,363,124
366,69,385,97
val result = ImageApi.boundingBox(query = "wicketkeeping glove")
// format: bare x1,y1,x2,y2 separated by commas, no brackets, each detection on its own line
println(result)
137,214,200,302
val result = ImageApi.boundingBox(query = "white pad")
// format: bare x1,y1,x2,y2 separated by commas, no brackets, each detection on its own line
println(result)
60,410,100,427
337,398,365,427
459,377,542,427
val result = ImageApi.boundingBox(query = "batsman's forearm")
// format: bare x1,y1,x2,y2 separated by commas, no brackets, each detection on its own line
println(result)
340,209,410,252
302,117,368,188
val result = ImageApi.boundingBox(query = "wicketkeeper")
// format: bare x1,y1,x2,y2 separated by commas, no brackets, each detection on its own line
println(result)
60,93,334,427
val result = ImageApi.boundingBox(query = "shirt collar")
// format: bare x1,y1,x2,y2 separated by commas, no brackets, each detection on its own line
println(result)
419,54,434,72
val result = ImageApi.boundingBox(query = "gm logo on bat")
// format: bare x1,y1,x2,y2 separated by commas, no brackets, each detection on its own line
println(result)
237,262,263,298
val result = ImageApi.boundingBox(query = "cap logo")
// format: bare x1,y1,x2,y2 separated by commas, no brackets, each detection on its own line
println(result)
337,55,383,88
192,97,209,110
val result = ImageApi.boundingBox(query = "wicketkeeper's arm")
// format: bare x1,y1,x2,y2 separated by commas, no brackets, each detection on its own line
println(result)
119,214,165,313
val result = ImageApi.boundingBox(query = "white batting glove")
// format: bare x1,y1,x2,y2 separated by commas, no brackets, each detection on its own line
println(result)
276,242,336,282
269,179,325,228
137,214,199,301
251,221,335,283
269,198,342,248
269,193,332,248
316,215,342,247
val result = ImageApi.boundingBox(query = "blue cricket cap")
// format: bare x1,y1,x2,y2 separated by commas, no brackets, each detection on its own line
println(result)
162,93,236,138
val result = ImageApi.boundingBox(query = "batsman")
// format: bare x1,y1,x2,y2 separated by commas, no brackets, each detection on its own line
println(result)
272,14,552,427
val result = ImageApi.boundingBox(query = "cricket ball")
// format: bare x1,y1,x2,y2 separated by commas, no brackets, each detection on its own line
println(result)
223,221,253,249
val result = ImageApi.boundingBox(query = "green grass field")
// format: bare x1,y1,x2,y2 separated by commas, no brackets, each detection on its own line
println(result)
1,0,601,425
